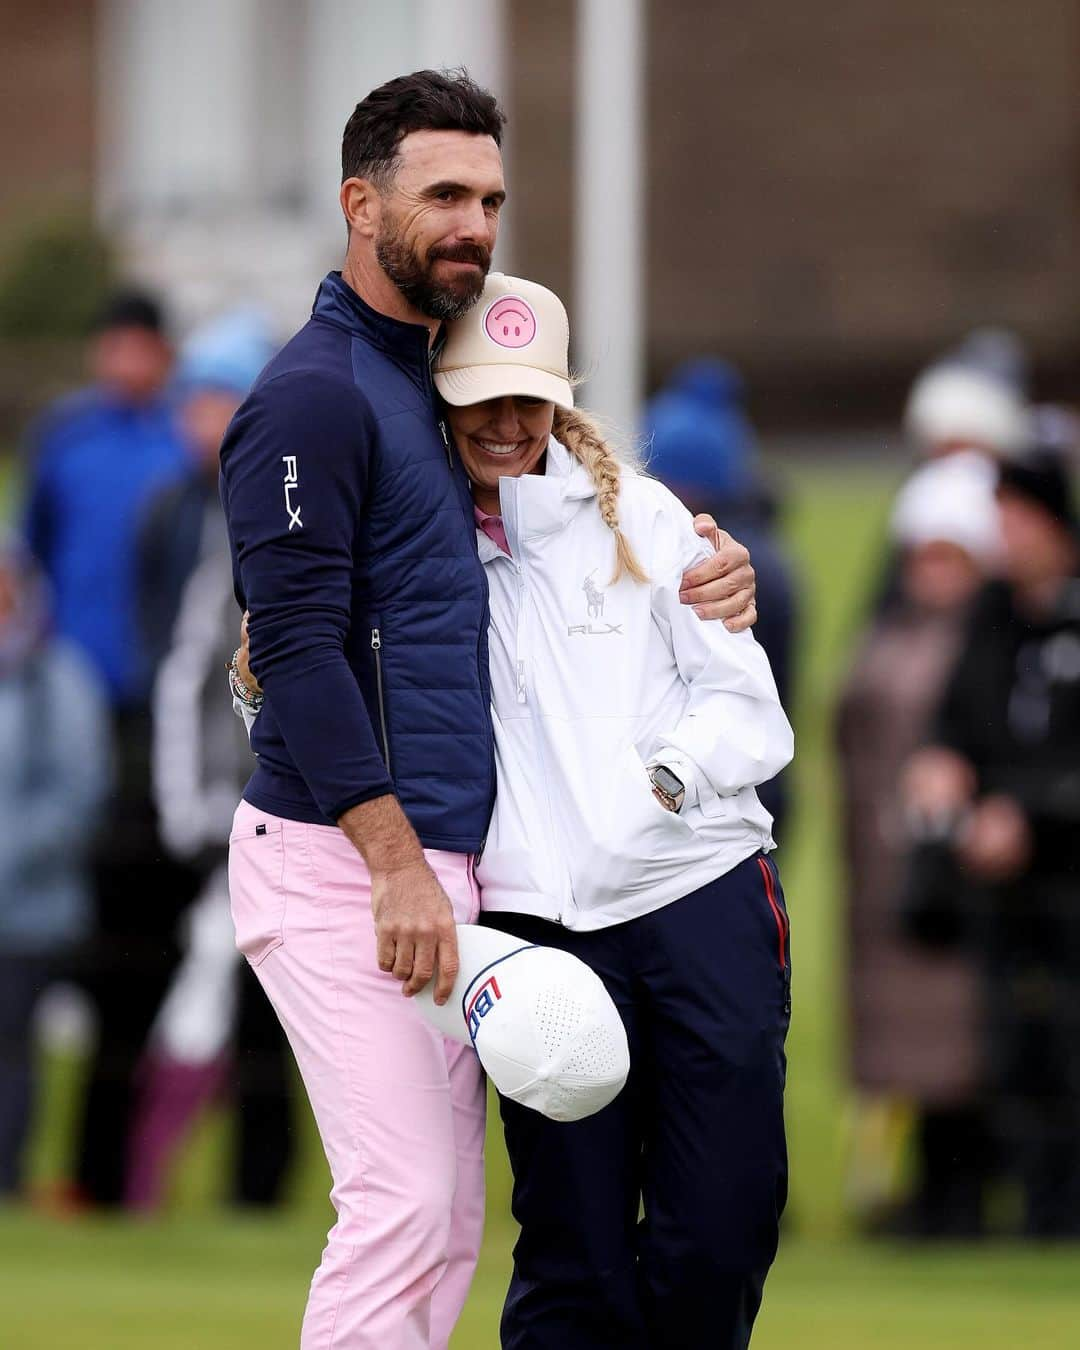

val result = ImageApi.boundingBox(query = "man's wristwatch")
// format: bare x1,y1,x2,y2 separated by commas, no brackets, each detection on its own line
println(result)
648,764,685,814
228,648,265,711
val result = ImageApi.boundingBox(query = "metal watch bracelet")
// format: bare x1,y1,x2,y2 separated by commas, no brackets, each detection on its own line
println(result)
229,649,265,710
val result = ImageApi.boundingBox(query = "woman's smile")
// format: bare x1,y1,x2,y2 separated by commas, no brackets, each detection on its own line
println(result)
469,435,531,458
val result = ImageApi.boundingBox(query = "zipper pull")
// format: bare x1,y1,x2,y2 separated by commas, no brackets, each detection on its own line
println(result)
516,659,527,704
371,628,381,650
439,420,453,469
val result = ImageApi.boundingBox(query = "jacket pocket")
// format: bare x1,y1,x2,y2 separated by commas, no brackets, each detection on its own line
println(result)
370,625,392,772
227,818,286,965
572,742,695,907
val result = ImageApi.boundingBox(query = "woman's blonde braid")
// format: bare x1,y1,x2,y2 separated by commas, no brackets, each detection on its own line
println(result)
552,407,649,584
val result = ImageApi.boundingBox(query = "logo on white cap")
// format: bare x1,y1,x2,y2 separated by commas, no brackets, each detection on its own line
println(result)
463,948,529,1042
483,295,537,349
413,925,630,1123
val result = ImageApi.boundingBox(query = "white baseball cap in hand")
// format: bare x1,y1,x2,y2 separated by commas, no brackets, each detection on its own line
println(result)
413,924,630,1123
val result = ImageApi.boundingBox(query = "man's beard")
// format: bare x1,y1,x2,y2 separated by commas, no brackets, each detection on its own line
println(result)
375,229,491,322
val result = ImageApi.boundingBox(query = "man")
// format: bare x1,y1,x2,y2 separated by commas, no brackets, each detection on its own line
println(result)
23,289,200,1208
221,69,756,1349
905,447,1080,1237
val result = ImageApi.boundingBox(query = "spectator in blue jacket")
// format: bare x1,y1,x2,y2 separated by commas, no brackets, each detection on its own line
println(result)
21,289,199,1208
0,538,110,1197
644,359,798,840
23,290,188,708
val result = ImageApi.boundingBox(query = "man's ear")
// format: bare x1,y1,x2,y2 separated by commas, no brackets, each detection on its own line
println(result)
341,177,380,241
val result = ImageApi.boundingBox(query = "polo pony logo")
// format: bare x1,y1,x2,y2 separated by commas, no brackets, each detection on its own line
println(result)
568,569,622,637
583,569,604,618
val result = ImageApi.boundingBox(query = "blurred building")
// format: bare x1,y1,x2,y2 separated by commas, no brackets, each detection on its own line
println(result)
3,0,1079,423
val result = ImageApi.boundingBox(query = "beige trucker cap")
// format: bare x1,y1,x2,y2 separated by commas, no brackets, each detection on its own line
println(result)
433,273,574,410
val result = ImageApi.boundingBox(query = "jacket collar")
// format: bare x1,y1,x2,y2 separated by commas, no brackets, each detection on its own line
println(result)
312,271,434,370
543,434,597,503
475,436,598,564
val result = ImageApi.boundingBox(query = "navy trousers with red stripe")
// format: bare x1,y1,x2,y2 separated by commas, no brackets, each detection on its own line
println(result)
483,851,791,1350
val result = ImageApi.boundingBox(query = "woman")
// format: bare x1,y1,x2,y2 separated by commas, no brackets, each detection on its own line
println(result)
836,453,998,1236
436,275,793,1350
238,274,793,1349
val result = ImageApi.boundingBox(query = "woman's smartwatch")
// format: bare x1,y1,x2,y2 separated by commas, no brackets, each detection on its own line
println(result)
648,764,685,814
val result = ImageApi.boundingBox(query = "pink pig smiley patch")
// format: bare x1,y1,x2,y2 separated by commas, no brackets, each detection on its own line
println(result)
483,296,537,349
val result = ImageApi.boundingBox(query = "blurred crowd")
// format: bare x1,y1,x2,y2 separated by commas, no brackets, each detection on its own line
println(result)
1,287,1076,1244
3,292,295,1212
838,335,1080,1240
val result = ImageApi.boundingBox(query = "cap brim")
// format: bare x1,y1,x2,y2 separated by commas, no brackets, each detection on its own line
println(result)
434,362,574,410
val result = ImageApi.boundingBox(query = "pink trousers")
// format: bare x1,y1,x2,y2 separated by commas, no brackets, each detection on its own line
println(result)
228,800,485,1349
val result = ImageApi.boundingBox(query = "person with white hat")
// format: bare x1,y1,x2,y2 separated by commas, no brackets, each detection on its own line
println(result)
432,273,794,1350
837,452,1002,1237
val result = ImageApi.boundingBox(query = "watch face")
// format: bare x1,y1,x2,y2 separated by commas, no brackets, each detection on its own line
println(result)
651,766,684,798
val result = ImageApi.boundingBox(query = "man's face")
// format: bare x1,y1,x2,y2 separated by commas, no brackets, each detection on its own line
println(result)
91,326,172,404
181,389,244,475
373,130,505,321
998,490,1073,587
904,540,983,612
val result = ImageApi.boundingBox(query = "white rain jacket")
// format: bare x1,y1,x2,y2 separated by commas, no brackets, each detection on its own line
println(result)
474,436,794,931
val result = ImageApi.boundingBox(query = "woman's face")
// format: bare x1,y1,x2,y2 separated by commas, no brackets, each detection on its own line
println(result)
447,395,555,496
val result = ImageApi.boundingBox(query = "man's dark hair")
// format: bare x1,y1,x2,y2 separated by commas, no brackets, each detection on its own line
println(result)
341,68,505,187
91,288,166,335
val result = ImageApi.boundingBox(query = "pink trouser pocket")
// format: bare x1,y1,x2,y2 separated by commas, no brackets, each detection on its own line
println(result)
228,813,287,965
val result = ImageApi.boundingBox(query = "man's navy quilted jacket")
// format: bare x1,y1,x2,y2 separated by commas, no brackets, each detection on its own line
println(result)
220,271,496,852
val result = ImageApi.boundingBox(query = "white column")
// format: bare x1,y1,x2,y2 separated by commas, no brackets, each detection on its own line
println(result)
416,0,513,270
573,0,645,431
303,0,418,245
416,0,505,90
304,1,511,264
96,0,261,221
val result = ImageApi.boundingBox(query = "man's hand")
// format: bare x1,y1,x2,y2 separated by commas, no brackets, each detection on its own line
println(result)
371,861,461,1002
684,516,757,631
338,794,460,1003
237,611,261,695
959,795,1032,882
902,747,976,826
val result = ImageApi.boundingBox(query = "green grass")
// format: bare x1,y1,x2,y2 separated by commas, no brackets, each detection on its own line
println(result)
2,1210,1077,1348
4,457,1079,1346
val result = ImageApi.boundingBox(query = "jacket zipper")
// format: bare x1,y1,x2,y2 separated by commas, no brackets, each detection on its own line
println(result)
757,856,788,970
507,518,574,923
370,627,392,772
439,419,453,469
475,595,495,865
